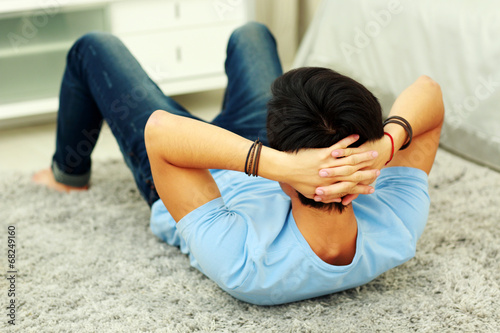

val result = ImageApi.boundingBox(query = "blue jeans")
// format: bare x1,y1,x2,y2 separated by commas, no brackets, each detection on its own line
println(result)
52,22,283,206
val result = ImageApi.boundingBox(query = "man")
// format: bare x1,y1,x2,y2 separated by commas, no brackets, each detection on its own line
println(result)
34,22,444,305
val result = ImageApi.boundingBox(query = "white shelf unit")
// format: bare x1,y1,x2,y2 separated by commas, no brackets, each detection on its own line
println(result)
0,0,252,127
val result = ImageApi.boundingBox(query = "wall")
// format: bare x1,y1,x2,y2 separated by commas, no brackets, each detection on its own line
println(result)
254,0,322,68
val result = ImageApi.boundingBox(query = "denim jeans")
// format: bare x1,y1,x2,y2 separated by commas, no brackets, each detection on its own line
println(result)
52,22,283,206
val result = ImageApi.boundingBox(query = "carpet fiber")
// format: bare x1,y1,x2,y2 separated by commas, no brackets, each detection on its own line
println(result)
1,149,499,332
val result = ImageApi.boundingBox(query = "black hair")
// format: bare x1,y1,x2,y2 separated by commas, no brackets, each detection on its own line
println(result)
266,67,384,213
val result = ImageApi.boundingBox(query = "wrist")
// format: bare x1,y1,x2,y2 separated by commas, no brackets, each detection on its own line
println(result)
258,146,289,183
383,122,407,152
375,134,391,166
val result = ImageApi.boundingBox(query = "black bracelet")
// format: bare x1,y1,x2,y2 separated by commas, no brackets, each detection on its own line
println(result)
387,116,413,140
383,116,413,150
244,141,256,175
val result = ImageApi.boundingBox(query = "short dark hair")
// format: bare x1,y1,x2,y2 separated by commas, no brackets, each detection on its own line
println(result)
266,67,384,213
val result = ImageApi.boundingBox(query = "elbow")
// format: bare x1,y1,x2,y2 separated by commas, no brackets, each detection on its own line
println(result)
145,110,169,154
417,75,439,88
418,75,445,124
145,109,167,133
418,75,442,98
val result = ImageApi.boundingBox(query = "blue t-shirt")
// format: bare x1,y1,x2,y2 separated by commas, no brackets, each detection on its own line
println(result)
150,167,429,305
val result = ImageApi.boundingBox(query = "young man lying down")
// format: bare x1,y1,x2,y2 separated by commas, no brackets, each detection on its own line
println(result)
34,23,444,305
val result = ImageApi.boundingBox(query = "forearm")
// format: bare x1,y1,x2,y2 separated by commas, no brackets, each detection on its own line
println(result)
146,111,380,204
145,110,287,182
385,75,445,150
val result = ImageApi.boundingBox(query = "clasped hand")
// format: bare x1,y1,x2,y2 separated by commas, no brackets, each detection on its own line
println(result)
283,134,389,205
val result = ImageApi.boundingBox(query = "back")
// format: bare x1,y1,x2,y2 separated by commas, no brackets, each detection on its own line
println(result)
150,166,429,305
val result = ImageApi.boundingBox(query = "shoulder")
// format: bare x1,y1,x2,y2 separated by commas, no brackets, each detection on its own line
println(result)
376,166,429,188
374,166,430,219
354,166,430,243
356,166,429,217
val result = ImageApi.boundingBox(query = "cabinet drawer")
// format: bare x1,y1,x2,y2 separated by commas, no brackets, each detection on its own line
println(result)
109,0,246,34
120,24,237,81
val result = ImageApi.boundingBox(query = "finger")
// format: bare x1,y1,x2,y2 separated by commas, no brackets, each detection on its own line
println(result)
357,169,381,186
319,158,378,177
315,181,357,199
342,184,377,205
320,164,366,178
320,165,357,178
333,169,381,183
314,196,342,203
331,147,362,159
342,150,378,166
348,184,375,195
326,149,377,169
316,182,374,200
330,134,360,151
342,193,359,205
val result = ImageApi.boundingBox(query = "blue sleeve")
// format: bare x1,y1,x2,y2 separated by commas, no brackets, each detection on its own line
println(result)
375,167,430,241
175,197,253,291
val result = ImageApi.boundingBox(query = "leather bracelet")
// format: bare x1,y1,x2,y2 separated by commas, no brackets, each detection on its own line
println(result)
245,139,262,176
252,141,263,177
245,140,257,175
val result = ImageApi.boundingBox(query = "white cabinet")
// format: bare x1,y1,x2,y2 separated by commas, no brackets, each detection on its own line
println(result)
0,0,252,127
109,0,250,95
0,3,108,125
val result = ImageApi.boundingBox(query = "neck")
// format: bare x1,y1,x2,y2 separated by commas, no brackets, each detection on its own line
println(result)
291,197,358,266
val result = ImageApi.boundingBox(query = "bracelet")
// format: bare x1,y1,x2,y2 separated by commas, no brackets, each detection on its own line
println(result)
383,132,394,165
252,141,263,177
387,116,413,143
383,116,413,150
244,140,256,175
245,139,263,177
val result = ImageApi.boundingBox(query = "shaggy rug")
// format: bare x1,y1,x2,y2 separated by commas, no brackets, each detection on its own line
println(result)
1,149,499,333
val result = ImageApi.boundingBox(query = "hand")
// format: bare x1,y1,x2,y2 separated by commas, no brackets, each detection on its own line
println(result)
314,135,392,204
282,135,380,202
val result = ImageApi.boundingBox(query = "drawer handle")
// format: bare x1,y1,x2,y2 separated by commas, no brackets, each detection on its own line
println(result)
176,46,182,62
175,2,180,19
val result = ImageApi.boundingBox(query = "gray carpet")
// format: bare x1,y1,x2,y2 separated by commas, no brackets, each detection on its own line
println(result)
1,149,499,333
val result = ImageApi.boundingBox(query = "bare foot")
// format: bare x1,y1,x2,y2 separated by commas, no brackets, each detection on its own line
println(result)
32,168,89,193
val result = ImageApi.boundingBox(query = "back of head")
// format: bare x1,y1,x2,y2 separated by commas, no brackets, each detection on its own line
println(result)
266,67,384,213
